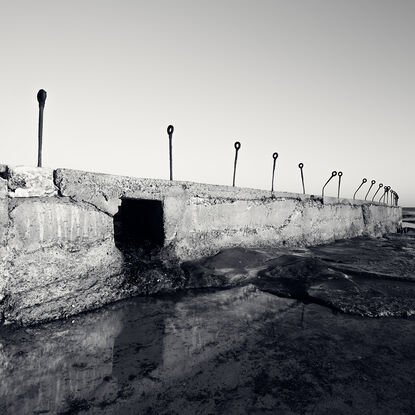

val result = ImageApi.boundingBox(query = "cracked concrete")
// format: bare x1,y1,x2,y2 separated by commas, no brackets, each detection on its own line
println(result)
0,165,402,326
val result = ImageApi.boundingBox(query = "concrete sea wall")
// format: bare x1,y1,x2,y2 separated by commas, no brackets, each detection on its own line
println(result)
0,165,402,326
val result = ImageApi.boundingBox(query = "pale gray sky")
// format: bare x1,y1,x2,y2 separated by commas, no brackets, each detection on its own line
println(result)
1,0,414,204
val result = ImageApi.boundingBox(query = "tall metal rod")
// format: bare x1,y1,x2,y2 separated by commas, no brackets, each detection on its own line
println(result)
271,152,278,192
372,183,383,201
322,171,337,197
37,89,47,167
337,171,343,198
379,186,389,203
232,141,241,187
385,186,390,203
353,178,367,200
167,125,174,180
365,180,376,200
298,163,305,194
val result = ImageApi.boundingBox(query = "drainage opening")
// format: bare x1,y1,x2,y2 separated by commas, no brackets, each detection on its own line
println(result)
114,198,164,251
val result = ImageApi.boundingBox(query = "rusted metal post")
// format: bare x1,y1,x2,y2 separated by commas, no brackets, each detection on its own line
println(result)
353,178,367,200
232,141,241,187
167,125,174,180
337,171,343,199
365,180,376,200
372,183,383,201
379,186,389,203
322,171,337,198
37,89,47,167
271,152,278,192
385,186,390,203
298,163,305,194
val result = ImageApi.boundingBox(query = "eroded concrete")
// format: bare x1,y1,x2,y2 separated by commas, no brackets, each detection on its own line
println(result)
0,165,402,326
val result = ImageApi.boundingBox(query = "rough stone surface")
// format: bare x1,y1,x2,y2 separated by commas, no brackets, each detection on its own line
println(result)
55,167,402,260
7,165,57,198
0,178,8,245
0,165,403,326
7,198,113,252
0,195,129,325
166,196,401,260
54,168,321,216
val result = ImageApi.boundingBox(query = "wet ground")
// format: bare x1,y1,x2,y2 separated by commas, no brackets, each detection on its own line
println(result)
1,234,415,414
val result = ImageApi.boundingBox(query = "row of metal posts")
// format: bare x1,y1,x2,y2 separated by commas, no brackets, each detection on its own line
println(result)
35,90,398,206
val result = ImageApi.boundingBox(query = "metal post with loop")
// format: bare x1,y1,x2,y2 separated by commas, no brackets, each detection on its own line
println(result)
385,186,390,203
365,180,376,200
271,152,278,192
353,178,367,200
322,171,337,197
372,183,383,201
390,190,395,205
298,163,305,194
379,186,389,203
37,89,47,167
337,171,343,199
389,190,394,205
395,192,399,206
167,125,174,180
232,141,241,187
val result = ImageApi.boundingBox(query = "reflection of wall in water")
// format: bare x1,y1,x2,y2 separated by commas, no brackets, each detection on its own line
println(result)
0,310,123,415
158,286,292,379
112,299,170,385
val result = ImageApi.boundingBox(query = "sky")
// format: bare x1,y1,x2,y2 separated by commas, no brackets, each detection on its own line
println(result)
1,0,414,205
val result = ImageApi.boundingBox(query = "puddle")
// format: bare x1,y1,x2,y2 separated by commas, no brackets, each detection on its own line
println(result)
1,234,415,414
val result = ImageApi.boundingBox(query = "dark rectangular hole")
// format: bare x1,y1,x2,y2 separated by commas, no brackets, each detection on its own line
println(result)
114,198,164,250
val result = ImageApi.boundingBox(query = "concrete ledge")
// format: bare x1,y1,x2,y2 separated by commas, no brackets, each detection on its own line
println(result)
0,164,402,326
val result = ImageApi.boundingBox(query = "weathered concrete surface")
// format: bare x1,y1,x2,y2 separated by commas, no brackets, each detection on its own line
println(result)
0,165,402,326
6,165,57,198
55,168,402,259
0,177,8,245
1,196,130,325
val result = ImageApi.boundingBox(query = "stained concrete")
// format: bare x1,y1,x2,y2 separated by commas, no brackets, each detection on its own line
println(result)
0,165,402,326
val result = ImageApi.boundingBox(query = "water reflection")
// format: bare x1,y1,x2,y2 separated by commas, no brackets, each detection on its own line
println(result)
0,286,294,414
1,236,415,414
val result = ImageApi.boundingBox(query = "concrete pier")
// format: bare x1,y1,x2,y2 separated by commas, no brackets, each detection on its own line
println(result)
0,165,402,326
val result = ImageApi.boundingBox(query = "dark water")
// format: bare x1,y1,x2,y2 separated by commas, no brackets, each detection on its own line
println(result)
1,235,415,414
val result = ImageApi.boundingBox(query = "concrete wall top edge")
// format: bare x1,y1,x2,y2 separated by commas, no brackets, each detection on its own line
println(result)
1,164,399,208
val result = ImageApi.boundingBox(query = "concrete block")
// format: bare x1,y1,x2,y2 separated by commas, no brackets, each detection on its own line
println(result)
7,165,57,198
0,179,8,245
8,198,114,253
